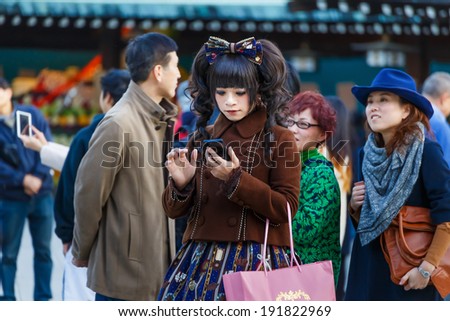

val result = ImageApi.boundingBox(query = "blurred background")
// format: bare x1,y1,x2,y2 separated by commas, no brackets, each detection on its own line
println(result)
1,1,450,141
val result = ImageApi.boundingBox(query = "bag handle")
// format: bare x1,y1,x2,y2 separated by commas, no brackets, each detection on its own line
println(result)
260,202,301,275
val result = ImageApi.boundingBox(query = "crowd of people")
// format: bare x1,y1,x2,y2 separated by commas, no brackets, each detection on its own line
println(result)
1,31,449,301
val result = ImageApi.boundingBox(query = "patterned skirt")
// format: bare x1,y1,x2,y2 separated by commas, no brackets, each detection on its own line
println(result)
157,240,290,301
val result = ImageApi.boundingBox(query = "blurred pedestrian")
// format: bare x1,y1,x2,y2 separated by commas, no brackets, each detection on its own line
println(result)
285,61,301,96
422,71,450,124
71,32,180,300
19,125,69,171
324,95,354,299
0,77,54,301
422,71,450,167
54,69,130,300
323,96,352,245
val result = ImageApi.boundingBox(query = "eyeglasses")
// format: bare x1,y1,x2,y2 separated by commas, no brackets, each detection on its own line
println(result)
285,119,320,129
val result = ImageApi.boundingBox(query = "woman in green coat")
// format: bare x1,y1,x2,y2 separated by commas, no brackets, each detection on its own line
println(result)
286,90,341,285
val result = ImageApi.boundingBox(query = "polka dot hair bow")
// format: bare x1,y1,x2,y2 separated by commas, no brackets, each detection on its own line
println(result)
204,36,263,65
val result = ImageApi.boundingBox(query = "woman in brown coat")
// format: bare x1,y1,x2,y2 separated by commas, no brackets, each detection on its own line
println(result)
158,36,301,301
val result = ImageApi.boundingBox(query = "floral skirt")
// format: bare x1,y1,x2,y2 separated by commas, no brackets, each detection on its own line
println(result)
157,240,290,301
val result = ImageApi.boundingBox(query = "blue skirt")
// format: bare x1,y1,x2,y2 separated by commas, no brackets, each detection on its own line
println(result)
158,240,290,301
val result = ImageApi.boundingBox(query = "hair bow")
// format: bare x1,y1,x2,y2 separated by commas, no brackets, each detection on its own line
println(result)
204,36,263,65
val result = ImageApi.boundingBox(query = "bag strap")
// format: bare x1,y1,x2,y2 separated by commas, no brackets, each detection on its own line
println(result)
260,202,301,274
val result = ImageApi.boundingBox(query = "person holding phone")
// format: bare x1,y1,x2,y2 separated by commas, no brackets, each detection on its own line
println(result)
19,124,69,171
0,77,54,301
158,36,301,301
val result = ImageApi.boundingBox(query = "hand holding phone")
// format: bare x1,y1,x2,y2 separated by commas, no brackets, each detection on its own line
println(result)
202,139,241,181
19,125,49,152
16,111,32,137
202,138,230,163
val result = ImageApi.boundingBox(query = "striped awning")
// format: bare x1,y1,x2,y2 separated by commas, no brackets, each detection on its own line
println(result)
0,0,448,36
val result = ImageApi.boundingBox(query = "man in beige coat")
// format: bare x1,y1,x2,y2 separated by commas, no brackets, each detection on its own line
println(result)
72,32,180,300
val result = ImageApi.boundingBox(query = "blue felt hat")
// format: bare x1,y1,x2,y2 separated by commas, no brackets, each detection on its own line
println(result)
351,68,434,119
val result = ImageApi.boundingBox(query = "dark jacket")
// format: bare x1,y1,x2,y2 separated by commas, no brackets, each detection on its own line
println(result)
54,113,104,243
0,105,53,201
163,106,301,246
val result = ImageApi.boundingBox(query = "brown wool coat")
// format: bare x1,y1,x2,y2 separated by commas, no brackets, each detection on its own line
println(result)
72,81,177,300
163,107,301,246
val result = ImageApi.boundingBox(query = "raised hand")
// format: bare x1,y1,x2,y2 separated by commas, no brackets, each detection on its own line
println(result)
166,148,198,190
349,181,365,212
19,125,48,152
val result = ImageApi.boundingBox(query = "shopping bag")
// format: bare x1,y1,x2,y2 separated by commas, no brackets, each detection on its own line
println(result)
223,203,336,301
223,259,335,301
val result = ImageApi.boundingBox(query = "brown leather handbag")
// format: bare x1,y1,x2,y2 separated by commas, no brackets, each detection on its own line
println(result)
380,206,450,298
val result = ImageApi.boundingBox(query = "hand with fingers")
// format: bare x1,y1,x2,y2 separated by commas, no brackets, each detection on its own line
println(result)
399,260,435,291
205,146,240,181
63,242,71,256
166,148,198,190
19,125,48,152
350,181,366,212
23,174,43,196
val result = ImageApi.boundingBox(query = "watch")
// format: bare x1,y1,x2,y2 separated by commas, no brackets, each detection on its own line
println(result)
417,266,431,278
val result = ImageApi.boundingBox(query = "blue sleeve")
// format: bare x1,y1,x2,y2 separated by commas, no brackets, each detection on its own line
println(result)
422,140,450,224
0,122,26,188
356,148,364,182
54,131,89,243
0,156,25,188
429,116,450,168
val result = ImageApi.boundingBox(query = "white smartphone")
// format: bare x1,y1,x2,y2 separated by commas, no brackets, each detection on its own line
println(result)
16,110,32,137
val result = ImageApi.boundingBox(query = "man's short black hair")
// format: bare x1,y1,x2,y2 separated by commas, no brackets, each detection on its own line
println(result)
0,78,11,90
100,69,131,104
125,32,178,83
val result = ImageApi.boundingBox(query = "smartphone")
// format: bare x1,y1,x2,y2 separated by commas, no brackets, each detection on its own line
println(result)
16,111,32,137
202,138,230,162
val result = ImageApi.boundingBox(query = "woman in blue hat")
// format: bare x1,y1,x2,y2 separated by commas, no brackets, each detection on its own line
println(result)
345,68,450,300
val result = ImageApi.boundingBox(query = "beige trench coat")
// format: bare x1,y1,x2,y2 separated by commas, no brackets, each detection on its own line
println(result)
72,81,177,300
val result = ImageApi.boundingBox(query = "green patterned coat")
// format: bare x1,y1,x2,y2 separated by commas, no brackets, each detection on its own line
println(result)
292,148,341,285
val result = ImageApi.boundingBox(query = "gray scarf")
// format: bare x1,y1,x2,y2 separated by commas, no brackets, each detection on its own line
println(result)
357,123,425,246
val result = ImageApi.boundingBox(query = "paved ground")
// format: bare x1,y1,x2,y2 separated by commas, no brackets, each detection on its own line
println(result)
6,221,64,301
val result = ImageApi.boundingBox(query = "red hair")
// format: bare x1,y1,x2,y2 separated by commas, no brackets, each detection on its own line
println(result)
288,91,337,135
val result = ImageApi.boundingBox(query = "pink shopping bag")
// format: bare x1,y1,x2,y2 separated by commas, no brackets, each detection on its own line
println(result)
223,203,336,301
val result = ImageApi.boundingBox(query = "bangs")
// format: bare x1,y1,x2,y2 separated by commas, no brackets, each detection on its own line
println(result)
207,55,259,90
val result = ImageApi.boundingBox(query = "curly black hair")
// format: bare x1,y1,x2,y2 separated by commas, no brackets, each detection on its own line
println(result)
189,38,291,161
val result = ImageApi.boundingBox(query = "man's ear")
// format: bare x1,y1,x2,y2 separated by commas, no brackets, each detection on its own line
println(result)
6,88,13,100
152,65,163,82
440,92,450,106
105,92,113,106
